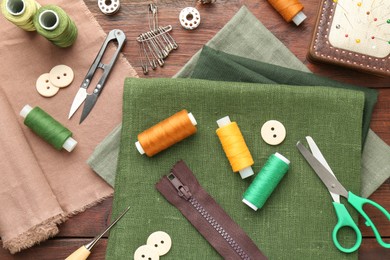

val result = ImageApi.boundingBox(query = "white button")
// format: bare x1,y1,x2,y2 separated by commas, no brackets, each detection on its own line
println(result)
261,120,286,145
49,65,74,88
146,231,172,256
134,245,159,260
36,73,59,97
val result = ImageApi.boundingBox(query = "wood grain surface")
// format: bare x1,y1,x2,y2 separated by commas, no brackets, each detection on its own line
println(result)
1,0,389,259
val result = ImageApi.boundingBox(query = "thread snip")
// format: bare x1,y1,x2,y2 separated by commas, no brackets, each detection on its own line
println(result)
267,0,307,26
242,153,290,211
33,5,78,48
135,109,197,157
216,116,254,179
20,105,77,152
1,0,41,31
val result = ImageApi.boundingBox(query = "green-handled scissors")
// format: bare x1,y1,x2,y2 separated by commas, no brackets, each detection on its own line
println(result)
296,136,390,253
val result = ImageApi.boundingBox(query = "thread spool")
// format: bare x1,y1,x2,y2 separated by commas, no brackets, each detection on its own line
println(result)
1,0,41,31
267,0,307,26
20,105,77,152
135,109,197,157
216,116,254,179
242,153,290,211
33,5,78,48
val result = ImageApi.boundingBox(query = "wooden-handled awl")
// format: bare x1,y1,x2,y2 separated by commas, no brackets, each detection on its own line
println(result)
65,206,130,260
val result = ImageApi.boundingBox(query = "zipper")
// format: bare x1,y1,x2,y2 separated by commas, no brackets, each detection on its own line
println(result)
156,160,267,260
168,173,251,260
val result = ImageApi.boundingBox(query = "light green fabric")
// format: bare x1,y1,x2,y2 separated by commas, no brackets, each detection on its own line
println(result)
106,78,364,259
87,5,389,197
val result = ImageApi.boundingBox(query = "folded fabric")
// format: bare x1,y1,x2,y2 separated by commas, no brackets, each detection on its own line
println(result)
0,0,137,253
88,6,389,198
106,77,364,259
190,46,377,143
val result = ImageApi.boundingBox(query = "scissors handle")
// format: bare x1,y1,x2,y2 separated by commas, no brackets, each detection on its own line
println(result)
347,192,390,249
332,202,362,253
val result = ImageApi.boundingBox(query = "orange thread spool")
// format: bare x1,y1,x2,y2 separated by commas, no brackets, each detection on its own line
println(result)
216,116,254,179
136,109,197,157
268,0,307,26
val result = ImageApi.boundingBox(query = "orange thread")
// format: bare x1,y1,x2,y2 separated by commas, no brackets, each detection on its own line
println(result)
216,122,254,172
138,109,197,157
268,0,304,22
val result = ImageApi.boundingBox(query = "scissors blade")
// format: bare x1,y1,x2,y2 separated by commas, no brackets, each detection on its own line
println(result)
306,136,340,203
296,141,349,198
68,88,87,119
79,93,98,124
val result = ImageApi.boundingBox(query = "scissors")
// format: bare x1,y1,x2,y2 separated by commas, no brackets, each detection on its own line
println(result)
68,29,126,124
296,136,390,253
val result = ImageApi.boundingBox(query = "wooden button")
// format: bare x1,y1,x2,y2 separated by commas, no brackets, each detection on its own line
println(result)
49,65,74,88
36,73,59,97
261,120,286,145
146,231,172,256
134,245,159,260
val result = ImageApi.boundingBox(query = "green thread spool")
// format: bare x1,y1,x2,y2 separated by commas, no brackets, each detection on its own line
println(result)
1,0,40,31
20,105,77,152
242,153,290,211
33,5,78,48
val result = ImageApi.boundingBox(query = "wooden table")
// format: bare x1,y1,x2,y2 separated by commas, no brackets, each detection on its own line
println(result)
1,0,389,259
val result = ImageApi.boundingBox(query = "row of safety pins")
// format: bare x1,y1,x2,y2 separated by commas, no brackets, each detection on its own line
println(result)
137,3,178,75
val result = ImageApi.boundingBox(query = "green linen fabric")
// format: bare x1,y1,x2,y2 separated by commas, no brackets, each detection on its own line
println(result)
106,78,364,259
87,5,389,197
190,46,377,143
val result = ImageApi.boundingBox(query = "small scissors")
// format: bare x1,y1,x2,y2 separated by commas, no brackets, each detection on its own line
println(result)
296,136,390,253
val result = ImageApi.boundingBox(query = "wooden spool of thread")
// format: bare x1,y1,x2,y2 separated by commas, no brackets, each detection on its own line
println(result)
20,105,77,152
267,0,307,26
242,153,290,211
135,109,197,157
1,0,41,31
216,116,254,179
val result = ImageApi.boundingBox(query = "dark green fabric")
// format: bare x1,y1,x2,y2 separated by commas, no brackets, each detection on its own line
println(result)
190,46,378,143
106,78,364,259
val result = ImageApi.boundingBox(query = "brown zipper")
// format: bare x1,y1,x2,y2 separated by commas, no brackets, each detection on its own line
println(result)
156,160,267,260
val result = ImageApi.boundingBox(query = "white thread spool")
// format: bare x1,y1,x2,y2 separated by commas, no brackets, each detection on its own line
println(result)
38,10,59,31
6,0,26,15
98,0,120,15
179,7,200,30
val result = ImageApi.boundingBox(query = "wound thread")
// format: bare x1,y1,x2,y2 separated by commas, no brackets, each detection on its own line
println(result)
20,105,77,152
33,5,78,48
268,0,306,25
136,109,197,157
1,0,41,31
216,116,254,179
243,153,290,211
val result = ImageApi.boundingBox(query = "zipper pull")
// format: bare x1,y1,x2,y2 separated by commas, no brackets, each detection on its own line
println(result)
167,173,192,200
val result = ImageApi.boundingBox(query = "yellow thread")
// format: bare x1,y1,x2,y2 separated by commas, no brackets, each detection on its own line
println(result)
1,0,40,31
137,110,197,157
216,122,254,172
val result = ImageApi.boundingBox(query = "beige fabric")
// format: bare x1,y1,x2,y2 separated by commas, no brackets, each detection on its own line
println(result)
0,0,138,253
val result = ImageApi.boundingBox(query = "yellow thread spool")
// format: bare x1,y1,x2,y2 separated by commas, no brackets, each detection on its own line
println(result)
1,0,40,31
216,116,254,179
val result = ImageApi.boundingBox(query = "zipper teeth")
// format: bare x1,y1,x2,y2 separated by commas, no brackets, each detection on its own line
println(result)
189,197,251,260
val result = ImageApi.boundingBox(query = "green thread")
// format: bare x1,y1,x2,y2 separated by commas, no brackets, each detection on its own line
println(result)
1,0,40,31
243,153,289,210
24,106,72,150
33,5,77,48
